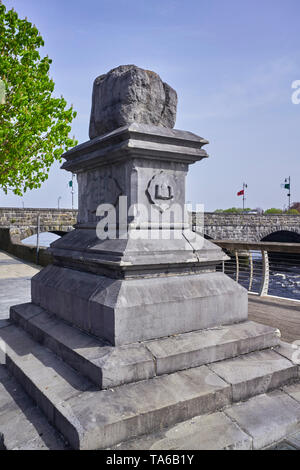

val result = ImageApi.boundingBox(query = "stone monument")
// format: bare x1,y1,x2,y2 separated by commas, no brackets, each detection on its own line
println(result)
1,65,294,450
32,65,247,346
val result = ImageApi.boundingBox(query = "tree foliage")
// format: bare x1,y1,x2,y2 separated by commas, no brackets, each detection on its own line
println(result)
264,208,283,214
214,207,252,213
0,2,77,195
286,208,299,215
290,202,300,213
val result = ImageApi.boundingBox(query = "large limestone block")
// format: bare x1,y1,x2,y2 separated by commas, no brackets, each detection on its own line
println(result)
31,265,248,346
89,65,177,138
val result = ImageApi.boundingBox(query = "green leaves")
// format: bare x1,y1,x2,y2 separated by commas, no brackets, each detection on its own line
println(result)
0,1,77,195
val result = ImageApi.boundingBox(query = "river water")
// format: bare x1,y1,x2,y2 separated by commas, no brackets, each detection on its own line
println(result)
228,258,300,301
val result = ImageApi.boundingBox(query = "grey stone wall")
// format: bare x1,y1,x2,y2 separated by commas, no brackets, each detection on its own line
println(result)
0,228,52,267
192,212,300,241
1,208,300,242
0,208,77,233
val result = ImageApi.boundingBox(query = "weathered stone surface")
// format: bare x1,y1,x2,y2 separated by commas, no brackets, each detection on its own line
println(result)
112,411,252,450
1,324,231,450
42,122,250,346
5,64,298,451
10,303,156,388
210,349,297,402
0,365,67,450
193,212,300,242
0,207,77,230
283,381,300,403
225,390,300,449
145,321,279,376
10,304,279,387
32,266,247,346
89,65,177,139
276,341,300,376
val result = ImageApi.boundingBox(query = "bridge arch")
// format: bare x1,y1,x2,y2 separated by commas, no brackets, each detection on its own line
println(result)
21,231,68,246
9,226,72,244
204,233,214,240
259,228,300,243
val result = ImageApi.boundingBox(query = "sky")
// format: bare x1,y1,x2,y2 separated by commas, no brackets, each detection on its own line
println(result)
1,0,300,212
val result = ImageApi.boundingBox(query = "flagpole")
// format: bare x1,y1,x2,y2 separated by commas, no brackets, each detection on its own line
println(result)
242,182,247,213
71,174,75,210
284,176,291,210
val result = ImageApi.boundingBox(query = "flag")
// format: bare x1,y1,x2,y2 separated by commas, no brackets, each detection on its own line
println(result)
69,181,73,187
284,183,290,190
237,190,244,196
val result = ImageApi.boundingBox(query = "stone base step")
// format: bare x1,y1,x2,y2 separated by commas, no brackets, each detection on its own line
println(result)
0,323,231,449
209,348,298,401
0,365,68,450
112,386,300,450
0,323,297,449
11,303,280,388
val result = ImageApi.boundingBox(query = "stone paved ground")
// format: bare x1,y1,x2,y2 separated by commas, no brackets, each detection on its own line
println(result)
0,250,40,324
0,249,300,450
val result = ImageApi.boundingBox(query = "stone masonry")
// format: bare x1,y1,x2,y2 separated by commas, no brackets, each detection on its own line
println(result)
1,66,300,450
196,212,300,241
0,208,77,232
1,208,299,243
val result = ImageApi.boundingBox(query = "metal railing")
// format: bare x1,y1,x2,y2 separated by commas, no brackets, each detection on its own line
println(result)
213,240,300,300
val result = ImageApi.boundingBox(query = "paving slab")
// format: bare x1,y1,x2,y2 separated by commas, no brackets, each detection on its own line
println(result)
209,349,298,402
0,251,40,321
225,390,300,449
112,411,252,450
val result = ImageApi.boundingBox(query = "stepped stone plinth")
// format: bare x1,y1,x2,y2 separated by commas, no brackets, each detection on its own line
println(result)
31,77,248,345
1,65,299,450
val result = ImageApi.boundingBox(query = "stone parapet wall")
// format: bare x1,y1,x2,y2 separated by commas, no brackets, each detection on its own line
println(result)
192,212,300,241
0,208,78,230
0,227,52,267
0,208,299,242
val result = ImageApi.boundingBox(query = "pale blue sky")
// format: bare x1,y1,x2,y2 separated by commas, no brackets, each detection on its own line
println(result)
1,0,300,211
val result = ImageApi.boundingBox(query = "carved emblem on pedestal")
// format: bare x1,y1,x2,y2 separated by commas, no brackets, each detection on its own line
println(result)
146,171,176,212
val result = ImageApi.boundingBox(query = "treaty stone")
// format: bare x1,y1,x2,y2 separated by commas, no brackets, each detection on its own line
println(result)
89,64,178,139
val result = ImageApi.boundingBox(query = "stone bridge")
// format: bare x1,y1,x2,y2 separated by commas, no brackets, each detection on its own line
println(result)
0,208,78,266
193,212,300,242
1,208,300,244
0,207,77,240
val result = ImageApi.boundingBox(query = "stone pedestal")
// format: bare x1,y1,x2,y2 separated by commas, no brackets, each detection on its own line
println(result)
31,123,247,346
4,67,292,451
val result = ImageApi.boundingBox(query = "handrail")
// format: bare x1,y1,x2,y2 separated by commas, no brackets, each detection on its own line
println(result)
213,240,300,253
212,239,300,300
